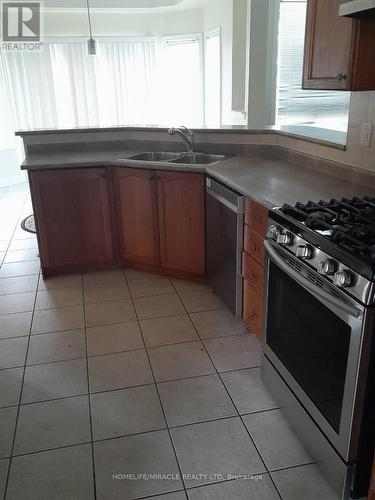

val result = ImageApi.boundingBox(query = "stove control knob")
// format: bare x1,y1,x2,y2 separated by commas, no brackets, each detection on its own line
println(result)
333,270,354,288
318,259,337,276
276,232,294,246
266,225,281,241
295,244,314,260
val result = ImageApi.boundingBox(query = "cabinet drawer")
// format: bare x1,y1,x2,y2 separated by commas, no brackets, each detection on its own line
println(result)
242,251,264,297
243,281,263,340
245,199,268,236
244,225,265,266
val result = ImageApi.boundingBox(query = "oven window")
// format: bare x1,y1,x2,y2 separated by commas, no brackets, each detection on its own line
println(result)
267,261,351,433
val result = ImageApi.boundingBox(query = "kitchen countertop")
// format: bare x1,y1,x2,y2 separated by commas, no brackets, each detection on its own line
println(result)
21,149,374,209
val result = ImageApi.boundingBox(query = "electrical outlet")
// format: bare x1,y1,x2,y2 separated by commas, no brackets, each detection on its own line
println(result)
360,122,372,147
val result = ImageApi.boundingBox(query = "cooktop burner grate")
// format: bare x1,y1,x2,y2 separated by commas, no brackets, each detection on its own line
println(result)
278,196,375,264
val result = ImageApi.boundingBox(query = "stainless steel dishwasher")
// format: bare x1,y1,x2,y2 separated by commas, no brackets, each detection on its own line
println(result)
206,177,244,318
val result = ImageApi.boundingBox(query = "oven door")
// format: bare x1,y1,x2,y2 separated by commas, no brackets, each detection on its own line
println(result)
263,240,369,463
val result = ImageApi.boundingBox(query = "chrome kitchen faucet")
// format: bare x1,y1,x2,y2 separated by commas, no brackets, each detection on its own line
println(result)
168,126,194,153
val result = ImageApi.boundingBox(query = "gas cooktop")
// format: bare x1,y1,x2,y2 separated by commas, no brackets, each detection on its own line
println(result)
278,197,375,262
268,196,375,305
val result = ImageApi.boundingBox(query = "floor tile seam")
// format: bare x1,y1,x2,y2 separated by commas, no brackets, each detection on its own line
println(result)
81,273,98,500
169,279,283,497
122,268,188,496
3,270,40,499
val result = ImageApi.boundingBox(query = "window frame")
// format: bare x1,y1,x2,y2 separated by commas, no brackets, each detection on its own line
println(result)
204,27,222,127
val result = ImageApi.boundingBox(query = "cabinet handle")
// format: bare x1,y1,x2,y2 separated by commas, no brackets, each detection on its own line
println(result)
251,245,257,252
249,273,255,281
253,216,261,223
336,73,347,81
250,312,257,320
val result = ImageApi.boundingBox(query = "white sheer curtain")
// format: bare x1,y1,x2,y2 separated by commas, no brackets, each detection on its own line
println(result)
1,39,159,130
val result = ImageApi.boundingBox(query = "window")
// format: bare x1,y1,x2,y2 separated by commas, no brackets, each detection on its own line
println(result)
0,32,214,131
204,28,221,127
159,34,204,127
276,0,350,133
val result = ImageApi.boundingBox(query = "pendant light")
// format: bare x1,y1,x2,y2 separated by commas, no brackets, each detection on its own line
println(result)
86,0,96,55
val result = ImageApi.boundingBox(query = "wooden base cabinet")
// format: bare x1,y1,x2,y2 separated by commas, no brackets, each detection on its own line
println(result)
30,168,114,269
30,166,206,279
113,167,160,267
242,198,268,340
157,171,205,277
113,167,205,278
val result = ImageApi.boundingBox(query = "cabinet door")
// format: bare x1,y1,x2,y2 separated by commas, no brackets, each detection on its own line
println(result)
303,0,356,90
243,280,263,340
157,171,205,277
113,167,160,266
30,168,113,267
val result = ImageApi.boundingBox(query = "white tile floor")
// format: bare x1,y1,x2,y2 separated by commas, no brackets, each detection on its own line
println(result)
0,183,340,500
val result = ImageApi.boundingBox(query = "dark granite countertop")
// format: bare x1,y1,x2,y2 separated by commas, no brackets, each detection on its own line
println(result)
21,149,374,209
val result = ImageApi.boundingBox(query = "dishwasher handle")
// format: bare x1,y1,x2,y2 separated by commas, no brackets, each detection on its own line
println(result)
206,177,244,214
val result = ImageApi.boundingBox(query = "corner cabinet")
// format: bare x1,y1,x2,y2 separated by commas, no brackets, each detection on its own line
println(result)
113,168,205,278
30,168,114,269
303,0,375,91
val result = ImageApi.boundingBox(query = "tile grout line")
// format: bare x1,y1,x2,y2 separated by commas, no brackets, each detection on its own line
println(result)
5,421,317,473
3,270,40,500
3,369,280,411
81,272,98,500
1,265,306,497
169,278,285,500
122,269,189,499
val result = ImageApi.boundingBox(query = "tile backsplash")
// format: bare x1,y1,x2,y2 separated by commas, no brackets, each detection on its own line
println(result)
294,91,375,174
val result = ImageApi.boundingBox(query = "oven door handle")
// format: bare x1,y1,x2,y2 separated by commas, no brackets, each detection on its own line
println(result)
264,241,362,319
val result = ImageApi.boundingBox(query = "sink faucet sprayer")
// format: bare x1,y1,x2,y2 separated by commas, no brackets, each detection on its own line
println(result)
168,126,194,153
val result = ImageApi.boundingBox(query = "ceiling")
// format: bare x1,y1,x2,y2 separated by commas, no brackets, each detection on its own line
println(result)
43,0,213,12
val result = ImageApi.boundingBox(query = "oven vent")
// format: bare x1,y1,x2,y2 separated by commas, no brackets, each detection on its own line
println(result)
306,271,325,288
287,257,303,273
274,246,303,273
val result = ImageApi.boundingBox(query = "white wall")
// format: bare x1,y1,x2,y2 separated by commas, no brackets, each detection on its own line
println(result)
203,0,246,125
43,9,202,37
247,0,279,128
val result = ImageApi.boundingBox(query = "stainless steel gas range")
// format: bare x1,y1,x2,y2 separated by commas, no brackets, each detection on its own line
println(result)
262,196,375,500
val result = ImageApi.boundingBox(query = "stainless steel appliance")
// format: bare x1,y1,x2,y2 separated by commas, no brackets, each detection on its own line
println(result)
263,196,375,500
206,177,244,318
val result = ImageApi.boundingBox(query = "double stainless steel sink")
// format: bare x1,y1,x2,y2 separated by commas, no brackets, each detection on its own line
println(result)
121,151,228,166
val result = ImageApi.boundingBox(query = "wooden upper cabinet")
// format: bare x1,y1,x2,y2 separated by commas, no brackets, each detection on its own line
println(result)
112,167,160,267
30,168,113,268
157,171,205,277
303,0,375,91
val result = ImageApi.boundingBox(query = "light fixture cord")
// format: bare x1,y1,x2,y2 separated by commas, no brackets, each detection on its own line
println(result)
86,0,93,38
